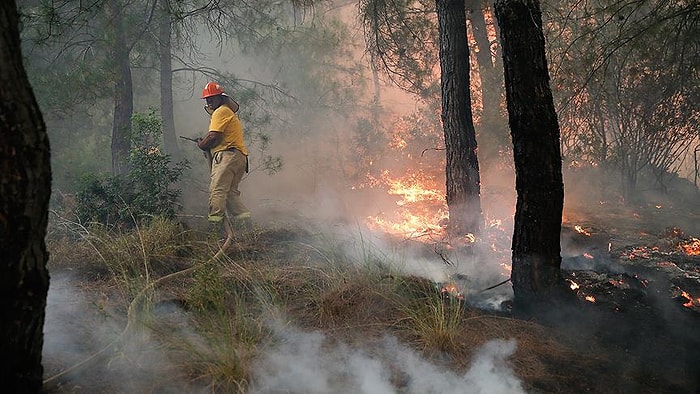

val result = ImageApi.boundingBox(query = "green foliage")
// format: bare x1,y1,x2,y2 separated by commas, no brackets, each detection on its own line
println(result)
359,0,439,97
74,110,189,228
189,261,226,311
546,0,700,195
394,281,464,351
247,132,283,175
349,117,389,181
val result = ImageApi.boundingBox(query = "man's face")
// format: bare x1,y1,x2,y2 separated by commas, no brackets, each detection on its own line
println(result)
205,95,223,110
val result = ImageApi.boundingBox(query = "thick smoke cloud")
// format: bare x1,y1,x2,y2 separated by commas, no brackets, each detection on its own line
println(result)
250,320,525,394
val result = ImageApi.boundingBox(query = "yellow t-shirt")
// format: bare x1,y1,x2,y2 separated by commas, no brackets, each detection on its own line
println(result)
208,104,248,155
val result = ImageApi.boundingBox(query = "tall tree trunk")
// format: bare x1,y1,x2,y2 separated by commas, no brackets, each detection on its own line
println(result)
0,1,51,390
436,0,483,237
159,2,179,161
107,1,133,175
495,0,567,305
466,0,507,157
466,1,502,115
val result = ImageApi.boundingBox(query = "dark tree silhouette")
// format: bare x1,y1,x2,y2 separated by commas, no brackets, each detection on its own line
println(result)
158,3,179,161
436,0,483,236
495,0,568,305
0,0,52,391
106,0,134,175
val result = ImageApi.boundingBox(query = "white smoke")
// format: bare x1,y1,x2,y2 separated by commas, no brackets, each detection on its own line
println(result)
43,273,208,393
322,225,514,309
250,320,525,394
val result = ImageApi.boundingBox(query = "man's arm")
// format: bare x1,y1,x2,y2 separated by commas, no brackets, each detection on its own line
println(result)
197,131,223,151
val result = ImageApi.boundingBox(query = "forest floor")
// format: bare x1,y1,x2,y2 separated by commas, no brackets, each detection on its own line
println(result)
41,188,700,393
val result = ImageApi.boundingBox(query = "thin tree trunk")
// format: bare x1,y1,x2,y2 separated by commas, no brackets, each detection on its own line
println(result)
495,0,567,306
436,0,483,237
159,2,179,161
466,0,504,131
107,1,133,175
0,1,52,390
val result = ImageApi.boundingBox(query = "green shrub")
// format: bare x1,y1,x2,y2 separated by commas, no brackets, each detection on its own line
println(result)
74,110,189,228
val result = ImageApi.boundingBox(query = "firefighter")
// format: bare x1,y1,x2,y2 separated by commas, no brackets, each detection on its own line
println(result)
197,82,251,237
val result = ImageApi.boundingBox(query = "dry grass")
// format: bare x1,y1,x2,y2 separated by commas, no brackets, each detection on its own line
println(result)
44,219,648,393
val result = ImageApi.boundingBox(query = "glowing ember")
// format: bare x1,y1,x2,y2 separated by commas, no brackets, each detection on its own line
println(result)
657,261,677,268
667,227,685,237
567,279,580,290
680,238,700,256
488,218,502,228
679,290,700,308
566,278,597,304
608,279,630,289
622,246,659,260
574,225,591,236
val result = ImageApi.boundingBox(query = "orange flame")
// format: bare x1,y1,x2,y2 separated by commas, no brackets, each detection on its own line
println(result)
440,282,464,300
365,171,448,240
360,168,512,275
680,238,700,256
680,290,700,308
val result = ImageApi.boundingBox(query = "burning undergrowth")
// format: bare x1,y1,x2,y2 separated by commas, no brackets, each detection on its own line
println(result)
43,165,700,393
349,163,700,392
43,213,700,393
561,223,700,315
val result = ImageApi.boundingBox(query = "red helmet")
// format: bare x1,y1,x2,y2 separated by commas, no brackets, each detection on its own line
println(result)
201,82,225,98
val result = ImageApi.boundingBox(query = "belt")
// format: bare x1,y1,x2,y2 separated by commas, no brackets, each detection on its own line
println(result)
214,149,249,173
213,148,241,156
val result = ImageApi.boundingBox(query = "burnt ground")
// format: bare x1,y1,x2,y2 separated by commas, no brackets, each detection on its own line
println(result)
553,260,700,393
537,204,700,393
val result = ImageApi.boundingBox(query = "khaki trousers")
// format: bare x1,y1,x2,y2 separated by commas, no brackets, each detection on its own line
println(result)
208,149,249,222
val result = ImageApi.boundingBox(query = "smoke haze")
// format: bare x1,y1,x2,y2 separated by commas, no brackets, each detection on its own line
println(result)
37,1,700,392
250,319,525,394
43,273,208,393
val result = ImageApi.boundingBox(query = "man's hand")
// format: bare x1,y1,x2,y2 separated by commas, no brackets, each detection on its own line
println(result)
196,136,207,151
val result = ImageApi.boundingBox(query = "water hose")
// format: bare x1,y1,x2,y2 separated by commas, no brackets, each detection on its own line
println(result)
42,230,234,388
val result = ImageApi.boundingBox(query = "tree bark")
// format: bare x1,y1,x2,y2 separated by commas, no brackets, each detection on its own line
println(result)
466,0,507,157
0,1,52,390
159,2,179,161
107,1,134,175
436,0,483,237
466,1,502,117
495,0,567,305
